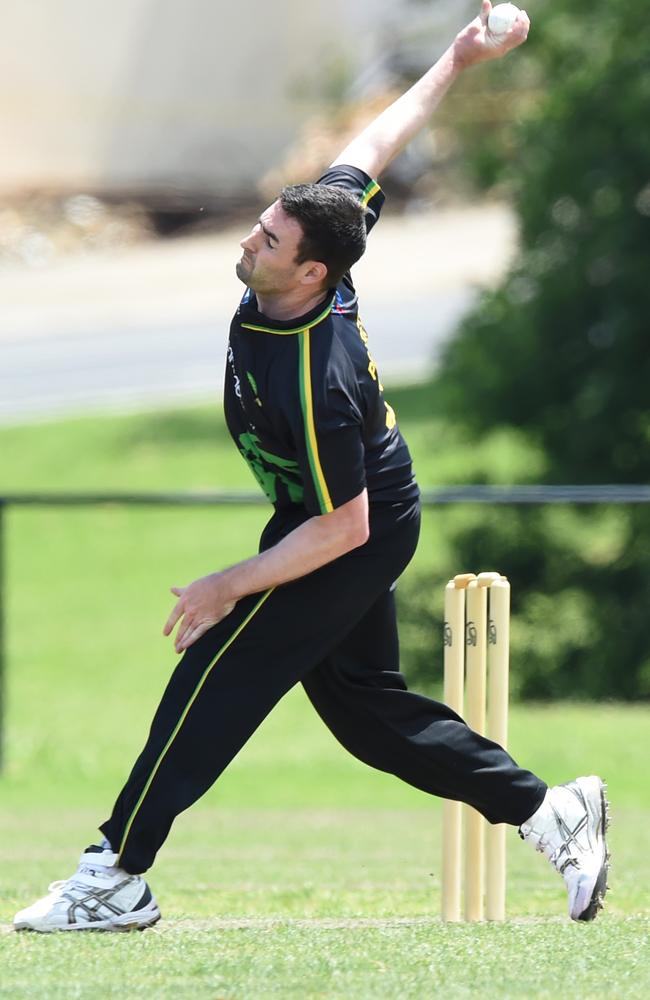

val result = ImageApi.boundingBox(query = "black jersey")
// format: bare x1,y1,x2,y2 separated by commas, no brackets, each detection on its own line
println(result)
223,164,419,518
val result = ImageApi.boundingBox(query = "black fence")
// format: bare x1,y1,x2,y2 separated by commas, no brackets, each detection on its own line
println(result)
2,484,650,772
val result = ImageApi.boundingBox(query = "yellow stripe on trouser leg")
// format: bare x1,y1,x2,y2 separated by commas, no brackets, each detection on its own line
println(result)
118,588,274,859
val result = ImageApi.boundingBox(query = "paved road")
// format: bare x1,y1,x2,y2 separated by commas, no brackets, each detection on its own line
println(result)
0,291,474,424
0,204,515,424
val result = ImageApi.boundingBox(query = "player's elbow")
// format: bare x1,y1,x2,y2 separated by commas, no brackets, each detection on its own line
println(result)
336,490,370,551
345,519,369,550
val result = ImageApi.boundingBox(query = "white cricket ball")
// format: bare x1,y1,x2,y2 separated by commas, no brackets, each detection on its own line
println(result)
487,2,520,39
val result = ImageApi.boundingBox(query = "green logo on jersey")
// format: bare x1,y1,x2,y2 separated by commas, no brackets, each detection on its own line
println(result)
238,432,304,504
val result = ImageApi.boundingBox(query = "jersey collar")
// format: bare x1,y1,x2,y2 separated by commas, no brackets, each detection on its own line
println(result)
239,292,335,335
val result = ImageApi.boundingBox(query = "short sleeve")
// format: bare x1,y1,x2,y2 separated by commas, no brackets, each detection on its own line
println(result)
289,330,367,516
316,164,386,235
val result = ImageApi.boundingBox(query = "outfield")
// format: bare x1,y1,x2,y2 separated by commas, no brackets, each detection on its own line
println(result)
1,402,649,998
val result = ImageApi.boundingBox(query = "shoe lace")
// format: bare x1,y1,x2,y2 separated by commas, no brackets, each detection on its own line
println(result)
535,833,579,874
47,863,117,895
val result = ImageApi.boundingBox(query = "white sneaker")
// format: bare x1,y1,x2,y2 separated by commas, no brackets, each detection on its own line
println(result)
13,847,161,932
520,775,610,921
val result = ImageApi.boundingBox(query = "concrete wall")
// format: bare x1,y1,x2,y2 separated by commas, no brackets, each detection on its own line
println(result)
0,0,471,197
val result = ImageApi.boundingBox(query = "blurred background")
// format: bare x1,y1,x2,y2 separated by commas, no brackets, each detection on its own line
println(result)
1,0,649,849
2,4,650,987
0,0,492,420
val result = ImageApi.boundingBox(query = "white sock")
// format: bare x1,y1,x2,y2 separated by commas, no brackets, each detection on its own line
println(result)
521,790,552,831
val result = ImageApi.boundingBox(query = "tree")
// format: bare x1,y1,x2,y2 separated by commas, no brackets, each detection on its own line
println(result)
407,0,650,699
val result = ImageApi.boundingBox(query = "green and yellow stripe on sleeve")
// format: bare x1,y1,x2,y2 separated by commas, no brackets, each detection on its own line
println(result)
298,329,334,514
361,178,381,208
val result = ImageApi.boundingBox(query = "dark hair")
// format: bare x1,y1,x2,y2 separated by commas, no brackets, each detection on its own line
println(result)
279,183,367,286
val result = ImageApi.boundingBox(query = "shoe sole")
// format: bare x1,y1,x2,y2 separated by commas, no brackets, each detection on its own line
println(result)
14,903,161,933
576,779,610,922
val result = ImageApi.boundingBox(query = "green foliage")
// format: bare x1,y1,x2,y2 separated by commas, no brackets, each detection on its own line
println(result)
446,0,650,479
406,504,650,700
422,0,650,699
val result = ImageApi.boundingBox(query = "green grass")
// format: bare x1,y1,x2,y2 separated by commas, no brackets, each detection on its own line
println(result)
0,384,544,494
1,398,649,998
2,694,649,998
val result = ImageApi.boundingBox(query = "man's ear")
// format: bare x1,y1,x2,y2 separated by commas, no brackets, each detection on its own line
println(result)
301,260,329,287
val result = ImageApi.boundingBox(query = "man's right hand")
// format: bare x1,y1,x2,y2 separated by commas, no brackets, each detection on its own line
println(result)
329,2,530,193
453,1,530,71
164,574,237,654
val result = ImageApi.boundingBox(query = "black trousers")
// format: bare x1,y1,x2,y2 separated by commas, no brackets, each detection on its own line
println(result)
101,499,546,875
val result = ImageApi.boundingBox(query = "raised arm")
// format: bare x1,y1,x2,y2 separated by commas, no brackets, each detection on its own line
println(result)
331,1,529,179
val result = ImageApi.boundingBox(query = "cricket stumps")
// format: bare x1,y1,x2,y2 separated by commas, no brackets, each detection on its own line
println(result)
442,571,510,922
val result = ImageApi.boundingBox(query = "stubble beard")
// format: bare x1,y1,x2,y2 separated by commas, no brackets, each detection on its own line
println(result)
236,258,278,296
236,257,253,285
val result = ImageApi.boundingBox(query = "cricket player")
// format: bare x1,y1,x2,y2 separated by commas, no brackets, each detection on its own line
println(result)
15,3,609,932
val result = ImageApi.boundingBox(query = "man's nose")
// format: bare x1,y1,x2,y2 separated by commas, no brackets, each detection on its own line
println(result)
240,225,259,251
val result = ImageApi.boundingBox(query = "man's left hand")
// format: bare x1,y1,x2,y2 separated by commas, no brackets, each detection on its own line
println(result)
163,573,237,654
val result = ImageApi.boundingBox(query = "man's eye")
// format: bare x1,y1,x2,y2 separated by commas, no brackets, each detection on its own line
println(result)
266,239,275,249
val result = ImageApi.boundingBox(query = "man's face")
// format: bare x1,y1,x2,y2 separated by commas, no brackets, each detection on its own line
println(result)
236,201,310,295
